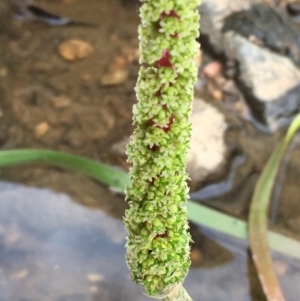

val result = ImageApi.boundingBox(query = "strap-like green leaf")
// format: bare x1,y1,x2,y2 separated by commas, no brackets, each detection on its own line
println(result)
249,114,300,301
0,148,300,262
0,149,130,193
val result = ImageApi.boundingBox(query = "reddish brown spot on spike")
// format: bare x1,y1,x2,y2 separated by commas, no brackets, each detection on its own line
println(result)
160,10,180,19
154,231,168,239
162,115,174,133
149,118,155,126
150,144,159,152
157,50,173,68
155,89,162,97
149,114,174,133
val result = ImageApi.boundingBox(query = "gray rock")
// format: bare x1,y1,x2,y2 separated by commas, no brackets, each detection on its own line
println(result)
223,4,300,68
188,98,228,185
200,0,258,53
200,0,300,131
225,33,300,130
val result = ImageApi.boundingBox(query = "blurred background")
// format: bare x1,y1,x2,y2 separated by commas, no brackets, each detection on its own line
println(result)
1,0,300,300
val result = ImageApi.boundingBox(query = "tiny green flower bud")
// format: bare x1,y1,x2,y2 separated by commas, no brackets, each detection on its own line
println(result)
145,202,155,211
146,221,152,231
145,256,155,267
158,109,166,121
153,217,164,228
167,216,177,225
140,226,149,236
169,204,178,213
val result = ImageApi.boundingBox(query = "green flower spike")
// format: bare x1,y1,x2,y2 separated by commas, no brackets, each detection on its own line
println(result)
124,0,200,300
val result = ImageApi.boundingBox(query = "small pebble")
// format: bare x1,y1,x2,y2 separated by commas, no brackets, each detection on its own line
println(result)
52,95,71,109
58,39,93,61
110,56,127,70
100,55,129,86
0,68,7,77
87,273,104,283
248,35,263,46
100,69,128,86
190,248,202,262
211,89,223,101
122,47,139,63
203,61,222,78
234,101,243,111
34,122,50,138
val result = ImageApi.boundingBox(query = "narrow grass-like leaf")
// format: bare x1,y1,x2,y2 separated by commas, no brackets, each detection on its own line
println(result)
249,114,300,301
0,149,300,261
0,149,130,193
187,201,300,260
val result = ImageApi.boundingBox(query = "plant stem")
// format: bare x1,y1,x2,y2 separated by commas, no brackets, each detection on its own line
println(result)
162,284,193,301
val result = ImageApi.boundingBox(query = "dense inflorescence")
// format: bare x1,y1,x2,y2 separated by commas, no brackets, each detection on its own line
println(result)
124,0,200,297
